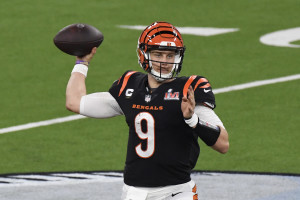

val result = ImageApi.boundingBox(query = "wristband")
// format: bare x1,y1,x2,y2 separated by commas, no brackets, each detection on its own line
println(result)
184,113,198,127
75,60,89,66
71,64,88,77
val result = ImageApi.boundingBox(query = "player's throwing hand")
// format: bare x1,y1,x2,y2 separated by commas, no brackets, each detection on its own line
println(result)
76,47,97,65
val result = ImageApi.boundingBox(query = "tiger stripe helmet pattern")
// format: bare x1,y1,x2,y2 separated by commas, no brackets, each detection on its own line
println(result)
137,22,186,81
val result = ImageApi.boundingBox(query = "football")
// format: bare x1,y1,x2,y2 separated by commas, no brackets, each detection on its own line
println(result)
53,23,104,57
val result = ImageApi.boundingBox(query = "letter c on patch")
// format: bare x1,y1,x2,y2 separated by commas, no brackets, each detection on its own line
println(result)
125,89,134,97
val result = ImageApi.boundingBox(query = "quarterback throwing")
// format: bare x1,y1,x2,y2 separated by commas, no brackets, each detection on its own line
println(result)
66,22,229,200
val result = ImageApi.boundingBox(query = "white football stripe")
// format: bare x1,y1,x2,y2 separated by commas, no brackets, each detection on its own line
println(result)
213,74,300,94
0,115,86,134
118,25,239,36
0,74,299,135
260,27,300,48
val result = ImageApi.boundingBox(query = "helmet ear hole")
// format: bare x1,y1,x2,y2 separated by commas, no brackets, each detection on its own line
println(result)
139,43,145,50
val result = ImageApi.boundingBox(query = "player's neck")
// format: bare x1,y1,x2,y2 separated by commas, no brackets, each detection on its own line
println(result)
147,74,174,89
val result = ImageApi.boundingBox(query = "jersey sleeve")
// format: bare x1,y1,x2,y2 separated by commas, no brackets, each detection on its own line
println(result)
80,92,123,118
192,76,216,109
194,105,225,129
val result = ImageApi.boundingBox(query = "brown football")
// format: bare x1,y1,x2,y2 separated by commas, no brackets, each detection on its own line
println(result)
53,23,104,57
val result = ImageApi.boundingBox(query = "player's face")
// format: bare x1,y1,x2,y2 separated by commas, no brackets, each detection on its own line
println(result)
149,50,176,74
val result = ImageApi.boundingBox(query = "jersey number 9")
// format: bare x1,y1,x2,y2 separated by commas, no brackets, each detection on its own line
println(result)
134,112,155,158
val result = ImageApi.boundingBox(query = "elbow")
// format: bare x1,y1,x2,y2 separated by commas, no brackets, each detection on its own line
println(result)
212,141,229,154
211,141,229,154
219,142,229,154
65,99,80,113
66,102,73,112
66,102,75,113
216,127,229,154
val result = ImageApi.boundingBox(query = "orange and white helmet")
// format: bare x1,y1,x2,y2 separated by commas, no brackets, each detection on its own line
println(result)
137,22,185,81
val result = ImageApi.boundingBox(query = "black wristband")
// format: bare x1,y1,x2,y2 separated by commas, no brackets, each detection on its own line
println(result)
193,119,221,146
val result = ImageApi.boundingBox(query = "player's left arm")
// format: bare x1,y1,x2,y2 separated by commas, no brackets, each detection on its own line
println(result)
194,105,229,154
181,86,229,154
212,127,229,154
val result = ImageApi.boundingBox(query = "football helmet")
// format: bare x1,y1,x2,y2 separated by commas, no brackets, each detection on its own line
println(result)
137,22,185,82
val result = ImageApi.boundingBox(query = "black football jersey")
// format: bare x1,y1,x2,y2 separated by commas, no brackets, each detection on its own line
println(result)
109,71,215,187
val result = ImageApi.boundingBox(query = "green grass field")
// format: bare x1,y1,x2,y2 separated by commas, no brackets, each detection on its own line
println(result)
0,0,299,175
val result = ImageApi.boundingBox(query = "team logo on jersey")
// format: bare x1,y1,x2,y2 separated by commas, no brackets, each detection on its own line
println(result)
145,94,151,102
125,89,134,98
164,89,180,100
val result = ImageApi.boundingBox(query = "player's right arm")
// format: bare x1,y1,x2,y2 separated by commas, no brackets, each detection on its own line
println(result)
66,47,123,118
66,72,87,113
66,47,97,113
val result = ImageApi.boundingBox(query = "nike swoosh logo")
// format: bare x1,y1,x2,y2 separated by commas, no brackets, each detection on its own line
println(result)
204,89,211,93
171,192,182,197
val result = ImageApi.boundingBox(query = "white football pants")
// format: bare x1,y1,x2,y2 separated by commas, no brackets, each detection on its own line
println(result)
121,180,198,200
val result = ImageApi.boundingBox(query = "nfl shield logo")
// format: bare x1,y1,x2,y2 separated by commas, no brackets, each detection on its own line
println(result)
145,94,151,103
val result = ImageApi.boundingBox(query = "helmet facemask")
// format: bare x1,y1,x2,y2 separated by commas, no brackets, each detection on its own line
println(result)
142,46,184,82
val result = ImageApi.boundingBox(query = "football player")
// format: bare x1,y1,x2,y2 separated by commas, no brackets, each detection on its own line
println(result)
66,22,229,200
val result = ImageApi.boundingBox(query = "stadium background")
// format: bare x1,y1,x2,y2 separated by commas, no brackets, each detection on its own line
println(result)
0,0,299,178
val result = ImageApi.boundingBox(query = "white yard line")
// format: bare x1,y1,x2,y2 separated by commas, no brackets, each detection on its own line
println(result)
0,115,86,134
0,74,299,135
213,73,300,94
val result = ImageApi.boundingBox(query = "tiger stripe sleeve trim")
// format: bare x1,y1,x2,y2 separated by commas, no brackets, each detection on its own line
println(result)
118,71,137,97
183,75,197,97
